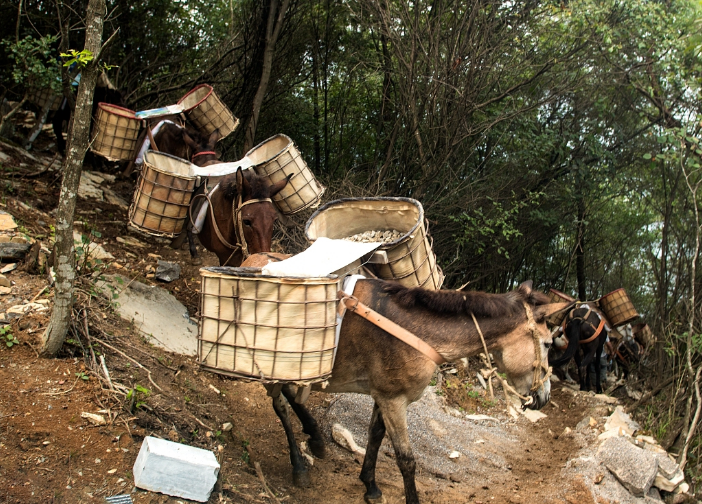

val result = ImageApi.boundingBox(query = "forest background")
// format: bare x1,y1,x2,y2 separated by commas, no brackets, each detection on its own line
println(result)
2,0,702,490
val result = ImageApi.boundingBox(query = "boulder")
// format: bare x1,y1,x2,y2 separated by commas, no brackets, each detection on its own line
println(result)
597,436,658,497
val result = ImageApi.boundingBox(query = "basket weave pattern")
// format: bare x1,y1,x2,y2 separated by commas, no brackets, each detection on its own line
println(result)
29,88,61,111
248,135,325,215
548,289,576,304
198,268,338,383
90,103,141,161
599,288,638,327
128,157,196,237
178,85,239,140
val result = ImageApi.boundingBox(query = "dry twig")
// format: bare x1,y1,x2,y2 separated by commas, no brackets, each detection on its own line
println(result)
254,462,281,504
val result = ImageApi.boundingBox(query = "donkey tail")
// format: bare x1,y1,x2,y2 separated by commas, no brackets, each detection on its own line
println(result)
549,321,581,367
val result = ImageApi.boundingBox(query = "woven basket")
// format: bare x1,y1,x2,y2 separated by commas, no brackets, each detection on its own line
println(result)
246,134,325,215
90,103,141,161
128,151,196,237
548,288,576,304
198,267,339,383
178,84,239,140
599,288,638,327
29,88,61,111
632,323,654,347
305,197,444,290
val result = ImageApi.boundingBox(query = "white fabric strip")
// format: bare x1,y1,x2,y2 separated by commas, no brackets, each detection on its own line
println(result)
135,120,175,164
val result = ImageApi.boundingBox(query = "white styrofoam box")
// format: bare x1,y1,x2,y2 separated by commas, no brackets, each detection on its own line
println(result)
133,436,220,502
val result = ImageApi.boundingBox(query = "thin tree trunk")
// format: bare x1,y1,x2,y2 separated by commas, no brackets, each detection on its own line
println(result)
243,0,290,153
41,0,105,356
576,196,587,301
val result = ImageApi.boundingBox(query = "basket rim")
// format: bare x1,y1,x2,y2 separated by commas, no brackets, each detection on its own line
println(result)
600,288,627,299
97,102,137,118
304,196,425,248
142,150,197,180
200,266,339,282
244,133,293,166
549,288,576,302
177,83,213,111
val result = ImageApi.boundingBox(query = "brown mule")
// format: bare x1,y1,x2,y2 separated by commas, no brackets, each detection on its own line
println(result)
266,280,569,503
194,169,290,266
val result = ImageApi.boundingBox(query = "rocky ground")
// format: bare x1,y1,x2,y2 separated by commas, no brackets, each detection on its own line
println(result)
0,123,698,504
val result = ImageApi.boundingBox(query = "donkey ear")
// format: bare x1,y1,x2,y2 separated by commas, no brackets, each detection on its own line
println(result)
182,130,199,151
207,129,220,148
517,280,533,297
270,173,293,198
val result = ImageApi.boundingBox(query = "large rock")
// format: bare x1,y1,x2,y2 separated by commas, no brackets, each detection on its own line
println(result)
97,275,198,355
604,406,641,436
597,436,658,497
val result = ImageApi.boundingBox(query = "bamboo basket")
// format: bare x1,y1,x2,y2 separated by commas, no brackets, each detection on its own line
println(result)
599,288,638,327
29,88,61,111
198,267,339,383
178,84,239,140
548,288,576,304
305,197,444,290
128,151,196,237
632,323,654,347
90,103,141,161
246,134,325,215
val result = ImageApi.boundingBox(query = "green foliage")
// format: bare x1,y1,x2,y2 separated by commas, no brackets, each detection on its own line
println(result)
75,371,89,381
3,35,60,93
126,384,151,410
2,325,17,348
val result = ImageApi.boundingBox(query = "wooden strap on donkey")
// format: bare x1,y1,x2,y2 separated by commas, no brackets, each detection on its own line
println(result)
337,292,446,365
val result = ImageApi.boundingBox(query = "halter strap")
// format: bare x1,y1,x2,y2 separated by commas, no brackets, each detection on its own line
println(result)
191,151,217,161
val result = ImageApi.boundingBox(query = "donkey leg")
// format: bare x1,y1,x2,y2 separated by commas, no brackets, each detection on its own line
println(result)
281,386,326,459
271,393,310,487
377,398,420,504
594,343,604,394
359,402,386,504
187,226,202,265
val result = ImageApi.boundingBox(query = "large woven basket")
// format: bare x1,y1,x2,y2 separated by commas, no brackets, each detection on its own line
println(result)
599,288,638,327
128,151,196,237
246,134,325,215
548,288,576,304
178,84,239,140
198,267,338,383
90,103,141,161
305,197,444,290
29,88,62,111
632,323,655,347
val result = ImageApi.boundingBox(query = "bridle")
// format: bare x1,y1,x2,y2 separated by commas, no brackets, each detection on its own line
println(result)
472,302,551,409
191,150,217,163
190,187,273,266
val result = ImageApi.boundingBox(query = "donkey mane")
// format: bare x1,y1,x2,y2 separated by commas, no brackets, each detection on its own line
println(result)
221,170,272,201
383,282,550,319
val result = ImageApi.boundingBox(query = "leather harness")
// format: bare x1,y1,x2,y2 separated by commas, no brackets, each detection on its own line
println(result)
559,305,606,349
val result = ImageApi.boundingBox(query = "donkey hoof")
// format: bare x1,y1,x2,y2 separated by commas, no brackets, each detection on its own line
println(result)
364,493,386,504
292,470,311,488
190,257,203,266
308,439,326,459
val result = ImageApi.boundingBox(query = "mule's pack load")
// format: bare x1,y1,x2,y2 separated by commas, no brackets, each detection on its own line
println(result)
598,288,638,327
178,84,239,140
198,267,338,383
128,150,196,237
546,288,576,325
28,87,62,111
246,134,325,215
90,103,142,161
632,322,655,347
305,197,444,290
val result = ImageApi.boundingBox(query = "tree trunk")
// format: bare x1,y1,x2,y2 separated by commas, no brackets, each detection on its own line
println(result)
242,0,290,154
41,0,105,356
576,196,587,301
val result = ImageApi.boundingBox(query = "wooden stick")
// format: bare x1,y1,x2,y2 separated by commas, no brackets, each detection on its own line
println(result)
100,355,115,391
254,462,281,504
93,337,163,392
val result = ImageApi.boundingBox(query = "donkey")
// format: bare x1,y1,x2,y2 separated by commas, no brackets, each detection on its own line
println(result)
52,72,124,156
265,280,569,504
192,169,290,266
152,123,220,166
549,304,608,393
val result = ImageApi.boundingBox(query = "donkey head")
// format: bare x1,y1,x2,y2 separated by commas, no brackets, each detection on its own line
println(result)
184,129,220,166
490,281,571,410
217,169,291,259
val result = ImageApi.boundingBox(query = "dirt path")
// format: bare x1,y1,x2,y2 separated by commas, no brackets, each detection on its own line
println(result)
0,137,617,504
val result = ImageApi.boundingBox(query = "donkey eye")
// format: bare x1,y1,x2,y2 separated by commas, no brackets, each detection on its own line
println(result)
544,342,552,350
243,219,252,227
